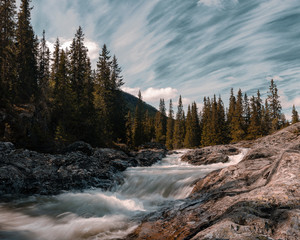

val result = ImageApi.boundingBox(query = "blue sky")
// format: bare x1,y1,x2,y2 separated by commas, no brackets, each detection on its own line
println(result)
22,0,300,117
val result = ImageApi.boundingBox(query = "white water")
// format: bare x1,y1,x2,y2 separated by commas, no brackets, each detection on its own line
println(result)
0,149,247,240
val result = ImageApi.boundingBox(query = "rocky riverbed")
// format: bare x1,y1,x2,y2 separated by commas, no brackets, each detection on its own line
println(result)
0,141,167,199
126,123,300,240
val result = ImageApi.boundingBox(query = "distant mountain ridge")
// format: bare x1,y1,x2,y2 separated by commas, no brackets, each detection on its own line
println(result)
121,91,158,117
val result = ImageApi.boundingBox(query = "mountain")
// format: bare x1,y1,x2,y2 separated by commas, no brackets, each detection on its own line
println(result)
121,91,158,116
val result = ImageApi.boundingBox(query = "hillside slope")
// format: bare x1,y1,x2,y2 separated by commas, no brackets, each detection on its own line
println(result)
126,123,300,240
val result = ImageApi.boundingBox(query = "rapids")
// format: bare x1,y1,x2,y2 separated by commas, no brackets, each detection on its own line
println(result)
0,149,247,240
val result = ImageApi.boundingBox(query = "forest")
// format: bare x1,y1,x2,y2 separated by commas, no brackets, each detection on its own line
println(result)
0,0,299,151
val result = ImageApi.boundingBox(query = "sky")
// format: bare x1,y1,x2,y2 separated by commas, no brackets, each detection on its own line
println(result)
20,0,300,117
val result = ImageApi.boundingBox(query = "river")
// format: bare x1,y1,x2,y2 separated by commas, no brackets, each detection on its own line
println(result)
0,149,247,240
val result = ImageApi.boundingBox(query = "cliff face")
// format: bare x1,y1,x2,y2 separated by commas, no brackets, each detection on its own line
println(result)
126,123,300,240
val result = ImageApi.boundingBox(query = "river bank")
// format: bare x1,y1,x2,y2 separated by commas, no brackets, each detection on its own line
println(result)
127,122,300,240
0,141,167,199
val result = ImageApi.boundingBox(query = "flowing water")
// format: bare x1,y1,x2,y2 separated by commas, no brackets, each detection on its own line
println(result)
0,149,247,240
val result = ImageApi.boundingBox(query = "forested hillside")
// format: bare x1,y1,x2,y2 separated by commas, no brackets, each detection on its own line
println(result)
0,0,299,152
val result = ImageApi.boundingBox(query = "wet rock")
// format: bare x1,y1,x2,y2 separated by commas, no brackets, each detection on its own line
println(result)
181,145,239,165
0,142,15,153
0,142,166,198
126,123,300,240
63,141,93,155
135,149,167,166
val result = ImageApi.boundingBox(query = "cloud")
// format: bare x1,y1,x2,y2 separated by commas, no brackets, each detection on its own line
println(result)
122,86,178,102
46,38,100,62
266,75,283,82
121,87,140,96
142,87,178,102
198,0,239,8
281,95,300,109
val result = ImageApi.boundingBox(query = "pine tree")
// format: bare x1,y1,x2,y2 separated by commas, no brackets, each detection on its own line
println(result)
184,105,193,148
155,99,166,143
125,111,133,146
37,30,50,102
143,110,153,142
173,96,185,149
243,93,250,134
201,97,213,146
166,99,174,149
132,91,144,147
15,0,38,103
247,95,260,139
52,49,75,143
261,99,271,136
292,105,299,124
0,0,17,106
50,38,60,94
216,96,227,144
227,88,236,141
267,79,282,131
230,89,245,141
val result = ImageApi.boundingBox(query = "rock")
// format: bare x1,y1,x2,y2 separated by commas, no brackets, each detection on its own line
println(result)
63,141,94,155
126,123,300,240
0,142,15,153
0,141,166,198
135,149,167,166
139,142,167,150
181,145,239,165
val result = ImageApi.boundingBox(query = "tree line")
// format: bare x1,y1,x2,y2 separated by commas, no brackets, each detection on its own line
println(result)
126,80,299,149
0,0,126,149
0,0,299,150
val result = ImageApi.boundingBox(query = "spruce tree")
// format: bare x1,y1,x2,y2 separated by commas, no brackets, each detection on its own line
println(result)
166,99,174,149
0,0,17,106
243,93,250,134
132,91,144,147
230,89,245,141
227,88,236,141
216,96,227,144
261,99,271,136
15,0,38,103
173,96,185,149
155,99,166,143
267,79,282,131
247,95,260,139
292,105,299,124
201,97,213,146
125,110,133,146
37,30,50,102
184,105,193,148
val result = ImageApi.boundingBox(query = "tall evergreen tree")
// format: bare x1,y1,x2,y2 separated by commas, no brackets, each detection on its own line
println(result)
155,99,167,143
125,110,133,147
201,97,213,146
166,99,174,149
261,99,271,136
0,0,17,106
15,0,38,103
243,93,250,134
37,30,50,102
247,95,261,139
267,79,282,131
216,96,227,144
292,105,299,124
184,105,193,148
173,96,185,149
230,89,245,141
132,91,144,147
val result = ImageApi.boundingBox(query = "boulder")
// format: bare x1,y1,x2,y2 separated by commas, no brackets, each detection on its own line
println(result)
0,142,15,153
63,141,94,155
181,145,239,165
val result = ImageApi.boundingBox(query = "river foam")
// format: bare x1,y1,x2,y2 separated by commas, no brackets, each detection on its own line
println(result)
0,148,247,240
